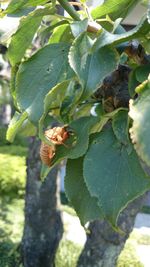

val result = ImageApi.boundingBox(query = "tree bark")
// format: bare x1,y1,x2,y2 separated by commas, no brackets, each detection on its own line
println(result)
22,137,63,267
77,196,145,267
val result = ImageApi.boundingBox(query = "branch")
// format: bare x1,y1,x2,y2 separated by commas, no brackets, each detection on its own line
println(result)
69,1,83,8
57,0,101,33
87,21,101,33
57,0,81,21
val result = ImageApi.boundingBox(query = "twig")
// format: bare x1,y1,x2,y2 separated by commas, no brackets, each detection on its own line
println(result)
57,0,81,21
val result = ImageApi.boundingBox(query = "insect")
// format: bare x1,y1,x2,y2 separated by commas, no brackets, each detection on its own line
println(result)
40,126,69,166
40,142,55,167
44,126,69,145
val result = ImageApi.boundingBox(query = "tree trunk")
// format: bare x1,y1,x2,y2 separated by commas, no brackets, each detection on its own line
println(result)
77,196,145,267
22,137,63,267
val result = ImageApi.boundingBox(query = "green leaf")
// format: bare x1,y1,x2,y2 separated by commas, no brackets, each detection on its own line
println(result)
74,103,93,119
91,107,126,134
7,6,55,65
18,119,37,136
128,69,140,98
3,0,49,15
90,116,110,133
140,33,150,53
24,0,50,6
91,0,141,20
5,7,35,18
6,111,28,142
49,24,73,44
50,116,99,165
43,80,71,116
69,33,118,99
40,20,69,42
65,157,103,225
83,127,150,226
40,164,50,181
113,18,123,33
135,64,150,83
39,80,71,142
70,18,88,37
2,0,30,15
60,81,83,123
129,80,150,167
112,110,129,146
92,16,150,52
16,43,74,123
10,64,20,109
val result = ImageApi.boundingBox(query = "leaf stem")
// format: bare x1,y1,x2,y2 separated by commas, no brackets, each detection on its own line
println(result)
57,0,81,21
83,3,93,22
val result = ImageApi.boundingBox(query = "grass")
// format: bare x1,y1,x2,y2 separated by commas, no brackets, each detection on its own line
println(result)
130,230,150,246
117,229,150,267
0,198,24,267
0,145,26,267
0,145,27,156
0,144,150,267
55,239,82,267
0,146,27,197
117,243,144,267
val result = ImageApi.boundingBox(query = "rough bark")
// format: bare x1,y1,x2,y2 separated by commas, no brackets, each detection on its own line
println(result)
77,196,145,267
22,137,63,267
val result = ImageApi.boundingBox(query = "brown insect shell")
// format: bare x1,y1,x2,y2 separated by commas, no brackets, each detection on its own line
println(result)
44,126,69,145
40,142,55,167
40,126,70,166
